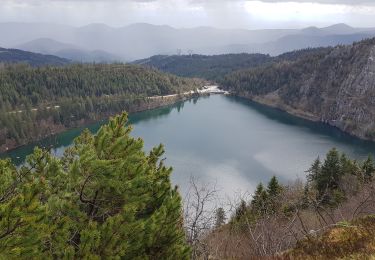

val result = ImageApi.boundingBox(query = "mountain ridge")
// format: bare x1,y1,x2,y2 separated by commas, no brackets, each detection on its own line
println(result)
17,38,122,62
0,46,70,66
3,22,375,61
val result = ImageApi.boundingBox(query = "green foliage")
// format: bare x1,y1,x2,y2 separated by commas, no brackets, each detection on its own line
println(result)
220,47,332,98
307,148,375,207
267,176,283,198
232,176,284,225
251,183,269,215
0,112,189,259
233,200,248,222
135,53,272,81
362,155,375,182
136,49,332,82
250,177,284,216
0,63,202,150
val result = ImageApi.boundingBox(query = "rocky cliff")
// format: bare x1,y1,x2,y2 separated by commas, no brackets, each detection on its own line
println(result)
222,38,375,140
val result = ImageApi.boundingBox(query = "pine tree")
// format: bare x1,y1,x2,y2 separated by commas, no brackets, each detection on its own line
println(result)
362,155,375,182
307,157,321,183
215,207,226,228
266,176,283,213
251,183,268,215
309,148,345,205
0,112,190,259
0,158,47,259
301,184,310,209
234,200,247,221
267,176,283,198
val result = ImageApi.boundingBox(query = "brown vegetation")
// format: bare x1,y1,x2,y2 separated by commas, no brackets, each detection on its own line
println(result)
184,149,375,259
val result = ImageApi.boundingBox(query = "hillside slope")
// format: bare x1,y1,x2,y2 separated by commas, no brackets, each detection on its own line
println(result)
284,215,375,259
221,38,375,141
134,53,272,80
0,63,203,152
17,38,121,62
0,47,70,66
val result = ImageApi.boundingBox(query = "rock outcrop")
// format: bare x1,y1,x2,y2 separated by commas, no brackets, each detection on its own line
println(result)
223,38,375,140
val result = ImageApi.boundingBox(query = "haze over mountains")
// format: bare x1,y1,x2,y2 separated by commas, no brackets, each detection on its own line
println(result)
1,22,375,62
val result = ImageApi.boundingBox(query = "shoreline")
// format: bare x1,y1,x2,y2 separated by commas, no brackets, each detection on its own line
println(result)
233,92,375,143
0,87,224,154
6,86,370,155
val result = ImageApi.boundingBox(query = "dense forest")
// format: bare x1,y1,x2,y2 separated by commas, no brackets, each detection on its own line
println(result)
0,47,70,66
134,53,273,80
219,47,332,96
0,63,203,152
134,48,331,81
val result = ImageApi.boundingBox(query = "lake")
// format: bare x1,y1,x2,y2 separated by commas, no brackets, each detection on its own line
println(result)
3,95,375,198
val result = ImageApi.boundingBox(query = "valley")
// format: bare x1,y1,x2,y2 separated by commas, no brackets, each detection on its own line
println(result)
4,95,375,197
1,16,375,258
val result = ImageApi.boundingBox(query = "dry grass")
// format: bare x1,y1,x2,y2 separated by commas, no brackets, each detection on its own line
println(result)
197,182,375,259
283,215,375,259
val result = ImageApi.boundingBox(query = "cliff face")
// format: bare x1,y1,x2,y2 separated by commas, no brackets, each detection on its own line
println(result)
223,38,375,140
289,40,375,139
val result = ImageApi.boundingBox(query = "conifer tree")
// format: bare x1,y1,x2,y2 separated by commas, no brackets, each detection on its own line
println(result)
362,155,375,182
215,207,226,228
308,148,345,205
266,176,283,213
0,159,46,259
267,176,283,198
234,200,248,221
0,112,190,259
251,183,268,215
307,157,321,183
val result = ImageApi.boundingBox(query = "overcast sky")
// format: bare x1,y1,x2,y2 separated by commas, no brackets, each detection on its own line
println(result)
1,0,375,29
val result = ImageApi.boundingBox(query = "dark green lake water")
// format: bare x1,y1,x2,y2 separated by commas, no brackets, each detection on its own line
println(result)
3,95,375,196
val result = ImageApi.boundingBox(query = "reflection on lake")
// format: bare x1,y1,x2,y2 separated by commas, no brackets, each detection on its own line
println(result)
3,95,375,198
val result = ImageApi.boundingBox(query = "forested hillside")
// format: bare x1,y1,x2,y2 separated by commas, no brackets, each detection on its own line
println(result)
134,53,272,80
135,48,331,81
220,38,375,141
0,47,69,66
0,63,203,152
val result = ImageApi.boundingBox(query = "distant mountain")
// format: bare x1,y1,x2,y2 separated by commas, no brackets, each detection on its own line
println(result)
2,22,375,60
219,33,375,56
17,38,76,53
17,38,121,62
54,49,121,63
0,47,70,66
300,23,361,35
